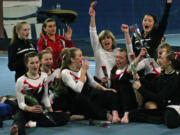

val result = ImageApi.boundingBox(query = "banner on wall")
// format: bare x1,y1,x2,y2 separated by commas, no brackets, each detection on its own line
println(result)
3,0,42,7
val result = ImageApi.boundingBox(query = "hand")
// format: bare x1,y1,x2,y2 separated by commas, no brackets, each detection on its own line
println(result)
121,24,129,34
89,7,95,17
64,26,72,40
81,60,89,71
132,80,141,90
30,105,42,113
90,1,97,7
101,77,108,83
167,0,172,3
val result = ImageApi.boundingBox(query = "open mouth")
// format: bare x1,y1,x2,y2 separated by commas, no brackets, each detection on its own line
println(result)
104,42,111,48
145,26,149,29
33,68,38,71
116,63,121,66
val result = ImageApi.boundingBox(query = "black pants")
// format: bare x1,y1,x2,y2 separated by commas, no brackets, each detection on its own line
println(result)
129,107,180,128
116,86,138,113
52,92,107,120
84,88,119,112
13,110,69,135
129,108,164,124
164,107,180,128
0,116,2,128
53,88,119,120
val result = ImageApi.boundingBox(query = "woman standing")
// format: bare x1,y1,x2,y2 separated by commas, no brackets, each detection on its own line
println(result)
8,21,37,81
37,18,74,69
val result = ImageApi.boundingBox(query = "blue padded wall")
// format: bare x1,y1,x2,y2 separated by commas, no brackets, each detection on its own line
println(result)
40,0,180,40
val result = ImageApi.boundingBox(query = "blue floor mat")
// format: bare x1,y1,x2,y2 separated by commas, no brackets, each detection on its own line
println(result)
1,120,180,135
0,54,180,135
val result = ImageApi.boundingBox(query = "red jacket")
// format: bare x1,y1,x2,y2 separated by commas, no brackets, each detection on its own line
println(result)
38,34,74,69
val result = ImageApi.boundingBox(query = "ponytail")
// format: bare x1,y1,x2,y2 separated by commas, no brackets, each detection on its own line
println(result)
60,47,80,71
10,26,18,44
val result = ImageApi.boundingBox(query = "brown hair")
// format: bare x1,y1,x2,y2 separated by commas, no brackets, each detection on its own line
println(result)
157,43,172,54
58,48,70,68
117,48,129,63
42,18,56,29
24,52,39,69
60,47,80,71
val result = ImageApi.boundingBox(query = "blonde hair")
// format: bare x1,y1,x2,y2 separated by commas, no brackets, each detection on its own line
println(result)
10,21,29,44
98,30,117,49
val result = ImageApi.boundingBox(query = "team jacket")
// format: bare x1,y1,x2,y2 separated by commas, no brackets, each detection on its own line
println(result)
8,38,37,79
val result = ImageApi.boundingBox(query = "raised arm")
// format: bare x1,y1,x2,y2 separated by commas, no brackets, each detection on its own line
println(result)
121,24,135,63
121,24,147,73
156,0,172,47
89,6,100,52
158,0,172,29
89,6,96,28
121,24,132,45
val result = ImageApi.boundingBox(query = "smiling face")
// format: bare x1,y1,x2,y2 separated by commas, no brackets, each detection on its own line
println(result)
26,56,40,75
115,50,128,69
40,53,53,71
101,36,113,51
142,15,155,33
44,21,56,36
17,23,30,40
99,30,116,52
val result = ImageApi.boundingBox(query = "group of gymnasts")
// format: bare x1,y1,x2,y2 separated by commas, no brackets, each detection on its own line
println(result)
1,0,180,134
